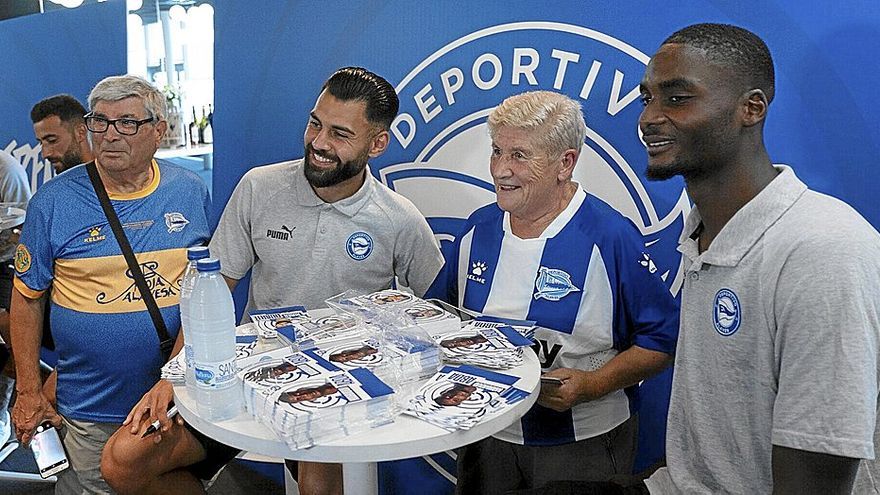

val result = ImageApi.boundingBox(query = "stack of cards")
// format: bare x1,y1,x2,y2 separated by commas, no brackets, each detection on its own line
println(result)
160,351,186,383
266,368,396,449
432,324,532,370
162,334,282,384
404,365,529,431
237,349,397,449
248,306,309,340
291,312,370,350
327,289,461,336
467,315,537,341
312,332,440,385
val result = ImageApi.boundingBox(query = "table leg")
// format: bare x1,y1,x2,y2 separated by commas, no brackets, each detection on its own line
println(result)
342,462,378,495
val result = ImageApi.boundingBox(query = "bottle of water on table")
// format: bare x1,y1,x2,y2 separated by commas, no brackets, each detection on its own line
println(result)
189,258,243,421
180,246,209,394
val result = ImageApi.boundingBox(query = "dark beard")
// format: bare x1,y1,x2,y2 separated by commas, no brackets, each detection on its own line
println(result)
303,145,369,188
57,149,84,173
646,163,684,181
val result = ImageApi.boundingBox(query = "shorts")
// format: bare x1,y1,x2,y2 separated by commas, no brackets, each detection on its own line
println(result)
185,422,242,480
456,414,638,493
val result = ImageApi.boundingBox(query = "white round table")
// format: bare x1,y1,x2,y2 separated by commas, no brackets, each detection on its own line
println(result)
175,338,540,494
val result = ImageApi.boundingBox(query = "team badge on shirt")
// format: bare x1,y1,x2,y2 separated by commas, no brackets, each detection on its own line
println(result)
533,266,581,301
713,288,741,336
14,244,30,274
346,232,373,261
164,212,190,233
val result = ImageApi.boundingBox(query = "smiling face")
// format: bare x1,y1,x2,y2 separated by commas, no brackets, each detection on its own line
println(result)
303,91,388,191
639,43,745,181
33,115,88,173
90,97,165,175
490,125,571,221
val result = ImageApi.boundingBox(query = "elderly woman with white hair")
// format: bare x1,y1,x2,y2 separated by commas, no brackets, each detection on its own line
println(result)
432,90,680,493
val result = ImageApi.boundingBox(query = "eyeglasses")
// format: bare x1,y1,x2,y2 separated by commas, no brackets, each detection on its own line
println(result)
84,113,155,136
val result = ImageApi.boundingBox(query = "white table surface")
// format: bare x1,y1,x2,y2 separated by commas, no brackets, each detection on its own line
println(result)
175,346,540,463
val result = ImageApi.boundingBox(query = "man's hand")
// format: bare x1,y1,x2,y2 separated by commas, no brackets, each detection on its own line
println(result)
123,380,179,440
537,368,602,412
12,388,61,446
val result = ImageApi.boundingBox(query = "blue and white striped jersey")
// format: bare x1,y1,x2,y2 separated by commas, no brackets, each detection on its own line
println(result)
433,187,679,445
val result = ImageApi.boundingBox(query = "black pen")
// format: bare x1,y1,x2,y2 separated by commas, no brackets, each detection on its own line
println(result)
142,405,179,438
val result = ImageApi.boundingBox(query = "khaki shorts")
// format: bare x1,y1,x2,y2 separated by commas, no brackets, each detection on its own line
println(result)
56,416,119,495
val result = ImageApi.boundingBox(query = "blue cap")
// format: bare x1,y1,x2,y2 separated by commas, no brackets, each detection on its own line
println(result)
187,246,210,261
196,258,221,272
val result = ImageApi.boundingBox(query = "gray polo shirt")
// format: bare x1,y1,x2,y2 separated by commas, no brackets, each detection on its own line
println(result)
210,159,444,315
647,165,880,494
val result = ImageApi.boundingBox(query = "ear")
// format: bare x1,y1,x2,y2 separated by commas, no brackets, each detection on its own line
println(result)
74,122,88,143
368,129,390,158
557,148,578,182
741,89,768,127
154,120,168,145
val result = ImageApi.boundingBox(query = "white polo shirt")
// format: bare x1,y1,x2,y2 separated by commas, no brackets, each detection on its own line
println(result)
210,159,443,314
647,165,880,493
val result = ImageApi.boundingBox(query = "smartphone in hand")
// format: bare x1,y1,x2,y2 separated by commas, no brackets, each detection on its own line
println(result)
31,421,69,478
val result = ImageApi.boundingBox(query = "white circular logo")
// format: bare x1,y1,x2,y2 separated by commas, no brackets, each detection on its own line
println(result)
713,288,741,336
346,231,373,260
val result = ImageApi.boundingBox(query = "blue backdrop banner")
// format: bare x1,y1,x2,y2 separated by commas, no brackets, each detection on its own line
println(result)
0,0,126,191
213,1,880,492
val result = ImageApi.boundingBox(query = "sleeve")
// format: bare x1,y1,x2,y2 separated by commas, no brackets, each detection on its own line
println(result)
0,159,32,205
392,201,444,298
770,236,880,459
423,227,462,304
615,226,680,355
209,171,256,280
13,192,54,297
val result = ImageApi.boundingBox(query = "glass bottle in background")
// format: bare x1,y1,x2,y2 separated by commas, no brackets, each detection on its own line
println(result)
202,105,213,144
189,107,198,147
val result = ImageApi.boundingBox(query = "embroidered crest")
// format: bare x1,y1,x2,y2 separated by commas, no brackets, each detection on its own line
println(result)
14,244,30,273
533,266,581,301
713,288,742,336
164,212,190,233
346,232,373,260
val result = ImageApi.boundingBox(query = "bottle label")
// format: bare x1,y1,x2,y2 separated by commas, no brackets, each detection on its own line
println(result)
194,358,237,389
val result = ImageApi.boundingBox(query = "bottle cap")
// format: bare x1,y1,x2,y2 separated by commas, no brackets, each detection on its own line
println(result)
187,246,210,261
196,258,221,272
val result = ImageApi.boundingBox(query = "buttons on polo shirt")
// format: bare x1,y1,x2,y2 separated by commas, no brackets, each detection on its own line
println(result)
320,226,327,234
690,272,699,281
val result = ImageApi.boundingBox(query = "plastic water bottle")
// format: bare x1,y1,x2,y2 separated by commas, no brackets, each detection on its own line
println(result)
189,258,243,421
180,246,210,394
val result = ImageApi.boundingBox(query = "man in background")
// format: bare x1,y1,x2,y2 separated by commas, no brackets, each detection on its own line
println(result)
31,94,93,174
0,149,30,446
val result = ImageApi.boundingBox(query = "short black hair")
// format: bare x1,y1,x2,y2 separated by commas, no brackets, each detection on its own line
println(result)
30,94,87,124
663,23,775,103
321,67,399,130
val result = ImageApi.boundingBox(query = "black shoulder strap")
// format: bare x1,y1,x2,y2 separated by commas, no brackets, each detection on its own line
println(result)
86,161,174,360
